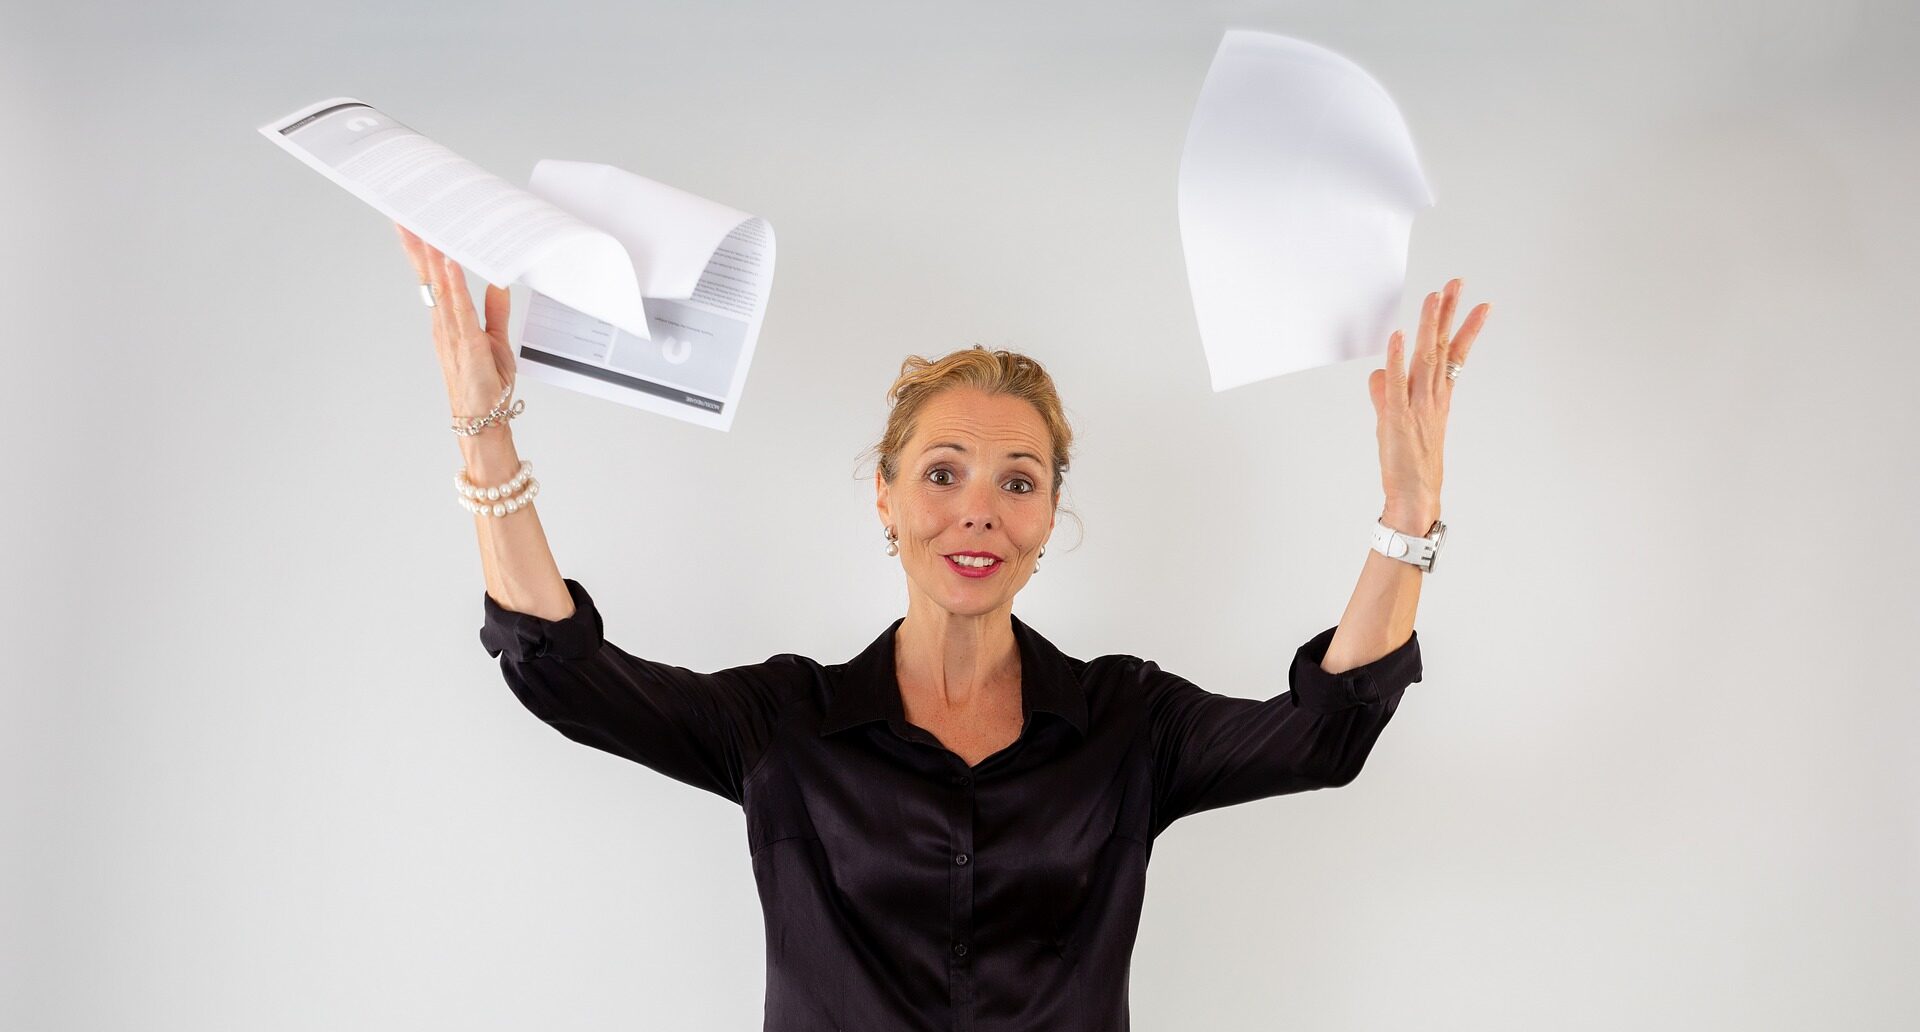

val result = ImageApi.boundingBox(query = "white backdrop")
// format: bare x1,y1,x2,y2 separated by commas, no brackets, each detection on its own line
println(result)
5,0,1916,1028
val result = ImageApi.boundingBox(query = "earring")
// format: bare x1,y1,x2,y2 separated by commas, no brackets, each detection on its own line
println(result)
1036,544,1045,572
884,526,899,556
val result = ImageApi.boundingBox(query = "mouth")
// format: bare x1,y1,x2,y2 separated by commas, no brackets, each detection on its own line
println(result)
943,551,1004,578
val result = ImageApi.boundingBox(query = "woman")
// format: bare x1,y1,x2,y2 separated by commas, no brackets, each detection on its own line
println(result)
397,223,1488,1030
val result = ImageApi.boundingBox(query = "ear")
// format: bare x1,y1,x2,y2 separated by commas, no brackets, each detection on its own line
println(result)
875,468,892,528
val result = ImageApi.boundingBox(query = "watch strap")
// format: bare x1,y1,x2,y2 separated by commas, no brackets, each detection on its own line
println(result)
1371,517,1441,571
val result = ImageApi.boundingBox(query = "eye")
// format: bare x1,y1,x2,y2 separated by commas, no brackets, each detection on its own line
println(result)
925,466,1037,494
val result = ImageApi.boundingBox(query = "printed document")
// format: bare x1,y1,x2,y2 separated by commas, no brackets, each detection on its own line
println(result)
259,97,775,431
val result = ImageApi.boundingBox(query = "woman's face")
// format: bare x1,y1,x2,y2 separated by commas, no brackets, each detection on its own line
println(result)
876,386,1057,621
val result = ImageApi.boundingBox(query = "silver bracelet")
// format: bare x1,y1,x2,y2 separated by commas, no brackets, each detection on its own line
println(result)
450,380,524,437
456,459,540,517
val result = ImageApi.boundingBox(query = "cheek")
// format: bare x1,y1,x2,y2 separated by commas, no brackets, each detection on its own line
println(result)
902,496,949,530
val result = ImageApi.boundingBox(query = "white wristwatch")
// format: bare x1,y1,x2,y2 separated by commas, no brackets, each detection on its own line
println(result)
1371,517,1447,572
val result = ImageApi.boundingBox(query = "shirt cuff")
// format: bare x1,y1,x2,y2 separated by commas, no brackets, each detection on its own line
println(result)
479,578,605,662
1287,625,1423,713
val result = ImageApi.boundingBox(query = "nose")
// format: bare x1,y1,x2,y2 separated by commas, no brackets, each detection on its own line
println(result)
961,479,996,530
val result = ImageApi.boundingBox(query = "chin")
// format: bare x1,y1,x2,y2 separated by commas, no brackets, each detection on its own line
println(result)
914,582,1008,615
947,586,1019,613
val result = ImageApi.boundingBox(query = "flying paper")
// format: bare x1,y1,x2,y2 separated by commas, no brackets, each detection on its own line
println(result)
258,98,776,431
1177,31,1435,391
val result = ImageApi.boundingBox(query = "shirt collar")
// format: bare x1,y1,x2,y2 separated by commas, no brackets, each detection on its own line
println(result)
819,613,1088,739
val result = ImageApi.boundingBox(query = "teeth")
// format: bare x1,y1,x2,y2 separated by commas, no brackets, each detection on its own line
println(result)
950,555,998,568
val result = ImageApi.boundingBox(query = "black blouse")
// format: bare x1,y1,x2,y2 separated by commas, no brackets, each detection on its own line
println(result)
481,578,1422,1032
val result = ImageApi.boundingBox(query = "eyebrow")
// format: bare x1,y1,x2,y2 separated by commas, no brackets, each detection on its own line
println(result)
921,442,1045,466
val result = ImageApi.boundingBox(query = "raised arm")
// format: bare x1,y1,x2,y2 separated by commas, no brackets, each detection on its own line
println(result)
1328,277,1489,670
395,222,573,622
397,225,795,804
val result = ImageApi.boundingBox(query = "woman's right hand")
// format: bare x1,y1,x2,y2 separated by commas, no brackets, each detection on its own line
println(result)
395,223,517,417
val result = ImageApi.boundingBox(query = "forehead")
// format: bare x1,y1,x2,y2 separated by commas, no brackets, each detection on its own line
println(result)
909,388,1049,452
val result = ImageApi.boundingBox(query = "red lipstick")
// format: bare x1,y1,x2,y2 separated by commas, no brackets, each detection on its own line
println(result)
943,551,1004,579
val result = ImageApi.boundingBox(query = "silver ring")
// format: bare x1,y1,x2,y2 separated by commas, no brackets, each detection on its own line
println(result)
419,282,439,308
1445,361,1464,382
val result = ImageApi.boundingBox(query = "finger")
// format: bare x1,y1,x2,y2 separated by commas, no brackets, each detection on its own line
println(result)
483,282,512,344
1410,290,1439,400
421,242,458,347
440,250,482,342
398,225,450,345
1436,278,1461,350
1386,329,1409,408
416,235,448,282
483,282,516,382
1448,302,1491,367
1426,288,1448,401
394,223,429,280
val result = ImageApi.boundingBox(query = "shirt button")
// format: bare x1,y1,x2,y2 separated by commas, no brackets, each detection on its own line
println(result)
954,852,969,866
952,942,969,957
951,774,971,786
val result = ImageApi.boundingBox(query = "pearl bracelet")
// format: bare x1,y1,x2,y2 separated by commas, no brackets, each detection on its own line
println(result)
456,459,540,517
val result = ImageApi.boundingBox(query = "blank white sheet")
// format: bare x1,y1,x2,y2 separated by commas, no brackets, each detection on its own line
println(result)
1178,30,1435,391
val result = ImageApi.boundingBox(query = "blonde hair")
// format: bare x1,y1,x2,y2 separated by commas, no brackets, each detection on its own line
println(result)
865,345,1077,519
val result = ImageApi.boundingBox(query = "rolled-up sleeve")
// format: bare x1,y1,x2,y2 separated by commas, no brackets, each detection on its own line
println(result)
1142,625,1422,838
480,578,799,806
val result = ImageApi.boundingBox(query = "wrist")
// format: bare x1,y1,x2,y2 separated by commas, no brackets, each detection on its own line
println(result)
449,377,514,418
449,382,522,439
458,427,521,485
1380,503,1440,536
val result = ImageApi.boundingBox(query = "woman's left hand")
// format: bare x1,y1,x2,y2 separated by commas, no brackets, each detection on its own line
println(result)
1368,278,1490,531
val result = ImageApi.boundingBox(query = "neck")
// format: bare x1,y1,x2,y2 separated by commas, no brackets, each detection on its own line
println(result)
894,597,1020,714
